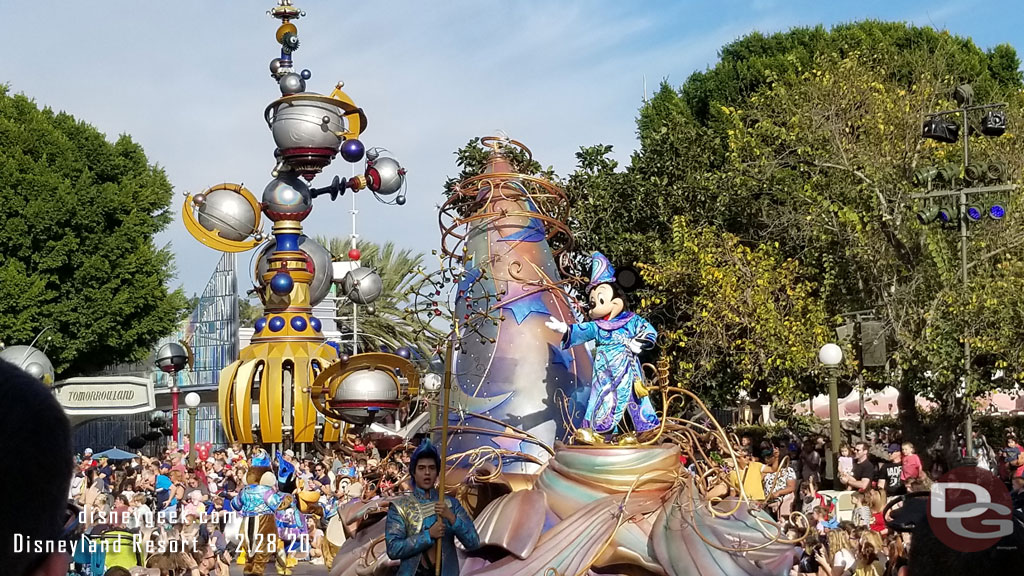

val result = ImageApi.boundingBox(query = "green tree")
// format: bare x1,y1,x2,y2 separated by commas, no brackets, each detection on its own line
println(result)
317,238,444,360
0,88,188,375
639,217,830,406
714,39,1024,453
442,137,555,199
566,21,1024,456
239,297,263,328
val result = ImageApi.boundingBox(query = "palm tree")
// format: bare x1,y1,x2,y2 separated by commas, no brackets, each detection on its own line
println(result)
316,237,446,361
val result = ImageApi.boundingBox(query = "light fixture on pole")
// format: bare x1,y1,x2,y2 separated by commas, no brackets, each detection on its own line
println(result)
914,85,1013,459
155,342,188,445
185,392,201,467
818,343,843,489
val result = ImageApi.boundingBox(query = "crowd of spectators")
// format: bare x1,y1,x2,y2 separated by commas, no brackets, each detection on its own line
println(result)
69,433,416,575
702,427,1024,576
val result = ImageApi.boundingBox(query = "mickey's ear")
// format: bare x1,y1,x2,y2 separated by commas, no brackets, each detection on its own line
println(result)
615,265,644,292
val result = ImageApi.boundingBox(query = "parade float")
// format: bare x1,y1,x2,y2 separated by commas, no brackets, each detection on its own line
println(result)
181,3,806,575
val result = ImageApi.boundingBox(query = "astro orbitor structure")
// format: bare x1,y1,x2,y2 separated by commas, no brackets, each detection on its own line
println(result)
182,1,410,444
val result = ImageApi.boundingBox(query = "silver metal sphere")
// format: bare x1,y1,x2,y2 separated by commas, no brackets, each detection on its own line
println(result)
329,368,399,425
269,96,345,151
269,58,284,78
365,304,376,315
0,345,55,384
192,193,206,207
342,267,383,305
395,195,406,206
196,187,257,241
368,157,405,196
253,231,264,242
262,175,312,220
155,342,188,373
255,235,333,306
279,73,306,95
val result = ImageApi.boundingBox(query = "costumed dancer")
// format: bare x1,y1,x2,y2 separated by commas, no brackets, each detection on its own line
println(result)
546,251,660,445
274,453,307,569
385,438,479,576
275,453,308,569
231,450,292,576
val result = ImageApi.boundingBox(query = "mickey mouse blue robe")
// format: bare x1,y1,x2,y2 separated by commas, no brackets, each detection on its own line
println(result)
561,311,660,433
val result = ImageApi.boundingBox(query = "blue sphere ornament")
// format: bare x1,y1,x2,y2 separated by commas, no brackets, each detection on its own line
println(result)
396,346,412,359
268,316,286,332
340,139,365,163
300,69,312,80
254,317,267,333
291,316,308,331
310,316,322,332
270,272,294,295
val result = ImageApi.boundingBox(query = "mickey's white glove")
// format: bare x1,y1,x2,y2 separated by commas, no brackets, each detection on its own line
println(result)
545,316,568,334
626,338,645,354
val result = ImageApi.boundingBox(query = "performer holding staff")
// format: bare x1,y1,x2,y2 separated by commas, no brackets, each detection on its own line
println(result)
385,343,479,575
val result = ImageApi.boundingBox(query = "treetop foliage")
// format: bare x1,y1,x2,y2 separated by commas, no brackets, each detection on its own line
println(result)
0,87,187,375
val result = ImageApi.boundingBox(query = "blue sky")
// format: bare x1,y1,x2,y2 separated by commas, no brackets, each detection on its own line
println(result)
3,0,1017,296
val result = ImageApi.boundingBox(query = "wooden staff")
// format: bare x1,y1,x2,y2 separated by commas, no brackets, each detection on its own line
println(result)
436,340,454,576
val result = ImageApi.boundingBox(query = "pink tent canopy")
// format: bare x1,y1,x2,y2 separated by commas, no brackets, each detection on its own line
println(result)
794,387,936,420
978,391,1024,414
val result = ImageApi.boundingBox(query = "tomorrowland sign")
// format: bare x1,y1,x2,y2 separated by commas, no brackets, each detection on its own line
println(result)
53,377,155,416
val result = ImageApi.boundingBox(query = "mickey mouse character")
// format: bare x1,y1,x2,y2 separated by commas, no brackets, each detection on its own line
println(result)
546,252,660,445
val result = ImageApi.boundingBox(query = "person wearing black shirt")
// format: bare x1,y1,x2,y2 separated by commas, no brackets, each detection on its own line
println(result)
840,442,875,491
877,444,905,497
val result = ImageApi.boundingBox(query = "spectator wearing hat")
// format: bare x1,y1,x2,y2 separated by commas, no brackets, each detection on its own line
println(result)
81,448,97,468
877,444,905,497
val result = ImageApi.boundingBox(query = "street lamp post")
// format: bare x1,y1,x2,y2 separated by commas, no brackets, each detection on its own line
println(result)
819,343,843,489
185,392,201,467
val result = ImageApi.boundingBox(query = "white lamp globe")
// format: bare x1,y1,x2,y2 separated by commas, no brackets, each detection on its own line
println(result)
185,392,202,408
818,343,843,367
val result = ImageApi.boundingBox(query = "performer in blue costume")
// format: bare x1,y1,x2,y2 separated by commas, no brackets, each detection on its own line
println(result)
385,438,479,576
546,252,660,445
232,450,293,575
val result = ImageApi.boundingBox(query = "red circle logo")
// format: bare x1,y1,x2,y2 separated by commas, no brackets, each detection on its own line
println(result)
927,466,1013,552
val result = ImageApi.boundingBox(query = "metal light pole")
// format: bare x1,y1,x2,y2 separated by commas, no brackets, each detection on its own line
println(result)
917,92,1012,459
819,343,843,489
171,379,180,443
155,342,188,447
185,392,201,467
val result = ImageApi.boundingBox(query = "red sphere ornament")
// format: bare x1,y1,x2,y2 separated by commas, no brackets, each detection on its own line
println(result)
348,248,361,260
